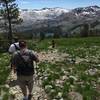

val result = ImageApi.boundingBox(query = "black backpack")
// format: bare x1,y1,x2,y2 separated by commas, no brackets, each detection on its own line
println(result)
16,52,34,76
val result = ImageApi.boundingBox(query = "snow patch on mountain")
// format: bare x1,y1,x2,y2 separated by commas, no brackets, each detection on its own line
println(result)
19,7,70,20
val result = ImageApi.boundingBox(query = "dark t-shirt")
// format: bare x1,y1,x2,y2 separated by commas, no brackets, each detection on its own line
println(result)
12,49,38,76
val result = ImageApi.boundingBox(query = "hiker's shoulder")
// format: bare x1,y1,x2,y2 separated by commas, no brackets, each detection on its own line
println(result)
9,43,14,48
26,49,34,53
26,49,31,52
27,49,37,56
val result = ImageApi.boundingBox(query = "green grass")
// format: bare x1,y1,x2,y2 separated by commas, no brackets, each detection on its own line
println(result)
31,37,100,51
0,53,10,99
0,53,10,85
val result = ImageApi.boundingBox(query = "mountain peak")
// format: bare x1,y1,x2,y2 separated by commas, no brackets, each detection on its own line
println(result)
72,5,100,14
88,5,100,9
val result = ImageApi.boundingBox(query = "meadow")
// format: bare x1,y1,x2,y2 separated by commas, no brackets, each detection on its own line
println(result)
0,37,100,100
35,37,100,100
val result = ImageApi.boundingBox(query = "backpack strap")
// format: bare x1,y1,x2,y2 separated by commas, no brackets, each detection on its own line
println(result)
17,52,26,62
14,43,20,50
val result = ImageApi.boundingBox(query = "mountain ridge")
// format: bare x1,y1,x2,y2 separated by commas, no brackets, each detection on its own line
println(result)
0,5,100,34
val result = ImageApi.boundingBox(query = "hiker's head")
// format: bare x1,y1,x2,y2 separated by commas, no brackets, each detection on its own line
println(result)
13,37,19,42
19,40,27,49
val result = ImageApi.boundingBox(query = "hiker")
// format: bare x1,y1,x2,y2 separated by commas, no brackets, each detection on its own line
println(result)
8,37,20,54
51,40,55,48
8,37,20,70
11,40,39,100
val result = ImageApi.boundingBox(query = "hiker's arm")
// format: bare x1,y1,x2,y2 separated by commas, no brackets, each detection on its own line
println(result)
33,54,39,62
31,51,39,62
35,55,39,62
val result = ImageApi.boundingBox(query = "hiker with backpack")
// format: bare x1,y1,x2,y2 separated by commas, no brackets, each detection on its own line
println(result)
8,37,20,54
11,40,39,100
8,37,20,70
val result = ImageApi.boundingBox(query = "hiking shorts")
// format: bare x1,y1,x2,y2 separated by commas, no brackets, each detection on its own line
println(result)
17,75,34,95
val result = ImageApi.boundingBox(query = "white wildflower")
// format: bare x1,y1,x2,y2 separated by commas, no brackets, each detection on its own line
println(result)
88,68,98,76
57,92,63,97
69,75,78,81
45,85,52,90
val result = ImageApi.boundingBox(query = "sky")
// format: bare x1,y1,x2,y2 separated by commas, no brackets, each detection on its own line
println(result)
16,0,100,9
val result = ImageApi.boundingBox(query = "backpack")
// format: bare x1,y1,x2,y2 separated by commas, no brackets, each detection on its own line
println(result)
16,52,34,76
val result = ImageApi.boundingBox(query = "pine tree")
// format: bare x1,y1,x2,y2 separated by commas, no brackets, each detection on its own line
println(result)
0,0,21,43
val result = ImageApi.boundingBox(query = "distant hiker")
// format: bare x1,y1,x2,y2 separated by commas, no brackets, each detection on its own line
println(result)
8,37,20,54
51,40,55,48
11,40,39,100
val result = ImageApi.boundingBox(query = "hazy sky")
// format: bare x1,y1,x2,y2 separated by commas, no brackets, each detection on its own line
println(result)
16,0,100,9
